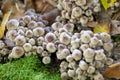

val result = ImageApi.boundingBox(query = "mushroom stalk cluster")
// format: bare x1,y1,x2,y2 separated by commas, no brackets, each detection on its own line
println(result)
5,9,49,60
0,40,10,63
1,9,114,80
49,22,113,80
56,0,101,26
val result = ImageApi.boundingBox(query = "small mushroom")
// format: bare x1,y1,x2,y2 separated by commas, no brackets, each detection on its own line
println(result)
72,49,82,61
23,43,32,52
46,43,56,53
79,60,88,70
59,32,71,45
25,30,33,38
42,56,51,64
33,27,45,37
8,46,24,59
67,69,75,78
14,35,26,46
45,32,57,42
28,38,36,45
61,72,69,80
28,20,37,29
37,46,43,54
87,66,95,74
6,19,19,30
52,22,63,31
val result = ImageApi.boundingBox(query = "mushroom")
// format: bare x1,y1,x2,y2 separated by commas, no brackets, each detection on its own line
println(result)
8,46,24,59
42,56,51,64
6,19,19,30
14,35,26,46
23,43,32,52
46,43,56,53
33,27,45,37
45,32,57,42
79,60,88,70
28,20,37,29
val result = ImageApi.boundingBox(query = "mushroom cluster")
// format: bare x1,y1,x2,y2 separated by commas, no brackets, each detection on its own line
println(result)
56,0,101,26
47,22,113,80
0,40,10,63
5,9,49,60
1,8,114,79
109,1,120,13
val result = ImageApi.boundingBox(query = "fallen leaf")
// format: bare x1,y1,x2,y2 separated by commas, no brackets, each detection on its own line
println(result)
102,62,120,79
0,10,11,39
45,0,57,7
34,0,56,13
2,0,24,19
93,22,110,33
87,21,98,28
24,0,34,9
101,0,117,10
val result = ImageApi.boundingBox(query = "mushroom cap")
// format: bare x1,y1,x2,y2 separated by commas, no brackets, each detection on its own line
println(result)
6,19,19,30
9,46,24,59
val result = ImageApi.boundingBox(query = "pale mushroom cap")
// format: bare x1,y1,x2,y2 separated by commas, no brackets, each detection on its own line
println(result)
23,43,32,52
7,19,19,30
33,27,45,37
9,46,24,59
46,43,56,53
42,56,51,64
52,22,63,31
59,32,71,45
45,32,57,42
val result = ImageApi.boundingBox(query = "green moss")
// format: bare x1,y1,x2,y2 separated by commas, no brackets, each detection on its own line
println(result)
0,56,60,80
112,34,120,42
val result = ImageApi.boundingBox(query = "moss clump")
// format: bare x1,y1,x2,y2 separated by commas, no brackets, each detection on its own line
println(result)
0,55,60,80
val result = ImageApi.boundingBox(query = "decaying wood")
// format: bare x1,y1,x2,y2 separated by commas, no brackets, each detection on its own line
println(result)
41,9,60,24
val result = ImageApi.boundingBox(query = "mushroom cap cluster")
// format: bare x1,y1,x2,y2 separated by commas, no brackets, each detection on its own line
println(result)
5,9,49,60
56,0,101,26
1,8,114,80
49,22,113,80
0,40,10,63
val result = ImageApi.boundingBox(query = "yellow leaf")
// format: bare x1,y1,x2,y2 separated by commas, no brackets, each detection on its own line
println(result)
93,23,110,33
0,11,11,39
102,62,120,79
101,0,117,10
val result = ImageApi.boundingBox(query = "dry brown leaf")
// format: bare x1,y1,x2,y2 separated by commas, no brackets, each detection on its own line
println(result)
93,22,110,33
24,0,34,9
34,0,56,13
1,0,24,19
102,62,120,79
45,0,57,7
0,10,11,39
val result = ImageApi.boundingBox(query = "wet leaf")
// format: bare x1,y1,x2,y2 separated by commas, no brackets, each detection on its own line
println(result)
101,0,117,10
0,11,11,39
102,62,120,79
93,23,110,33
